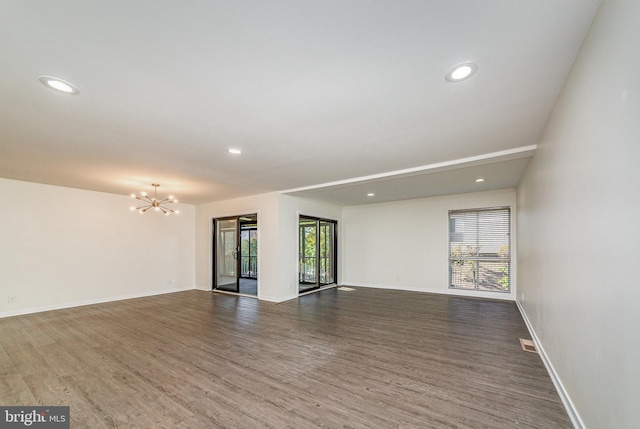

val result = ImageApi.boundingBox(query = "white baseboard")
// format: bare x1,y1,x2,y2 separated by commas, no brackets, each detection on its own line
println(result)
259,293,298,303
347,281,515,301
260,284,339,303
0,286,194,319
516,300,584,429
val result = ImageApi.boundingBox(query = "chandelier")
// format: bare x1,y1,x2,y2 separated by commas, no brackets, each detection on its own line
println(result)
130,184,179,215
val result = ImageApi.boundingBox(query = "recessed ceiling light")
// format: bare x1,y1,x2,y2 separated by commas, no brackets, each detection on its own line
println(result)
39,76,80,95
445,62,478,82
227,148,242,155
475,178,485,183
367,193,375,197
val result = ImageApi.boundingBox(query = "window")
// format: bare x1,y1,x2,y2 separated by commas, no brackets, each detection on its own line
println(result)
449,207,511,292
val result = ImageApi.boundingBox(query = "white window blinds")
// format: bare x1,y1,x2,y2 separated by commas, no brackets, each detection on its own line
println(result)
448,207,511,292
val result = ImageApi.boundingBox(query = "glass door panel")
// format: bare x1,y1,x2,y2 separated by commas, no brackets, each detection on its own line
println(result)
299,219,317,289
319,221,335,285
216,218,238,292
240,229,258,279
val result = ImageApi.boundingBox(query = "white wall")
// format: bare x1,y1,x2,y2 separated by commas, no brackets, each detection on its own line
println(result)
516,0,640,427
0,178,196,317
342,189,516,300
195,192,281,300
195,192,341,302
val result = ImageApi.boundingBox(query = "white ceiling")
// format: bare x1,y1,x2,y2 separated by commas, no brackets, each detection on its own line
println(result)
0,0,600,205
284,146,535,205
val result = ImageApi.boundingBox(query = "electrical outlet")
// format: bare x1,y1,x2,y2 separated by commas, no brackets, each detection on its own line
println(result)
8,295,17,304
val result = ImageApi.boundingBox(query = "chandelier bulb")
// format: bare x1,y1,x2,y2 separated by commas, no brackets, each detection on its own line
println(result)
129,206,136,211
130,194,136,198
141,191,147,196
175,210,180,214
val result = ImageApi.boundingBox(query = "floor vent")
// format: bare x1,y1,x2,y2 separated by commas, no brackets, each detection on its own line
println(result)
337,287,355,291
519,338,537,353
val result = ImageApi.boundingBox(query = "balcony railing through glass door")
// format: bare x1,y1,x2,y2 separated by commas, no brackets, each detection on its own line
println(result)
241,255,257,278
300,256,316,283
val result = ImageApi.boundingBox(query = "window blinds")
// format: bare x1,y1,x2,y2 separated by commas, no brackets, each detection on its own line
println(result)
449,207,511,292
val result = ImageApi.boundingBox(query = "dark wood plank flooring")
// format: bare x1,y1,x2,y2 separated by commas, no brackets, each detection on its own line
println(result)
0,288,571,428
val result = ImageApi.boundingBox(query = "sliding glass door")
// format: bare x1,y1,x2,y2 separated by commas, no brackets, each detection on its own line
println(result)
299,219,317,288
215,218,239,292
299,216,337,293
213,214,258,295
318,220,335,285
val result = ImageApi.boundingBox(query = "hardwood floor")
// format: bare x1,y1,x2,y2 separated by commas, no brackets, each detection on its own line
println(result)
0,288,572,428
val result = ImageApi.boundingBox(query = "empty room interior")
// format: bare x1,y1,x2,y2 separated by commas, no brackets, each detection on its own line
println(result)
0,1,638,428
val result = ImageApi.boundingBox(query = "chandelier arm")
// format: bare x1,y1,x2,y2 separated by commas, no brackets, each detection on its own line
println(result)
136,196,154,204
